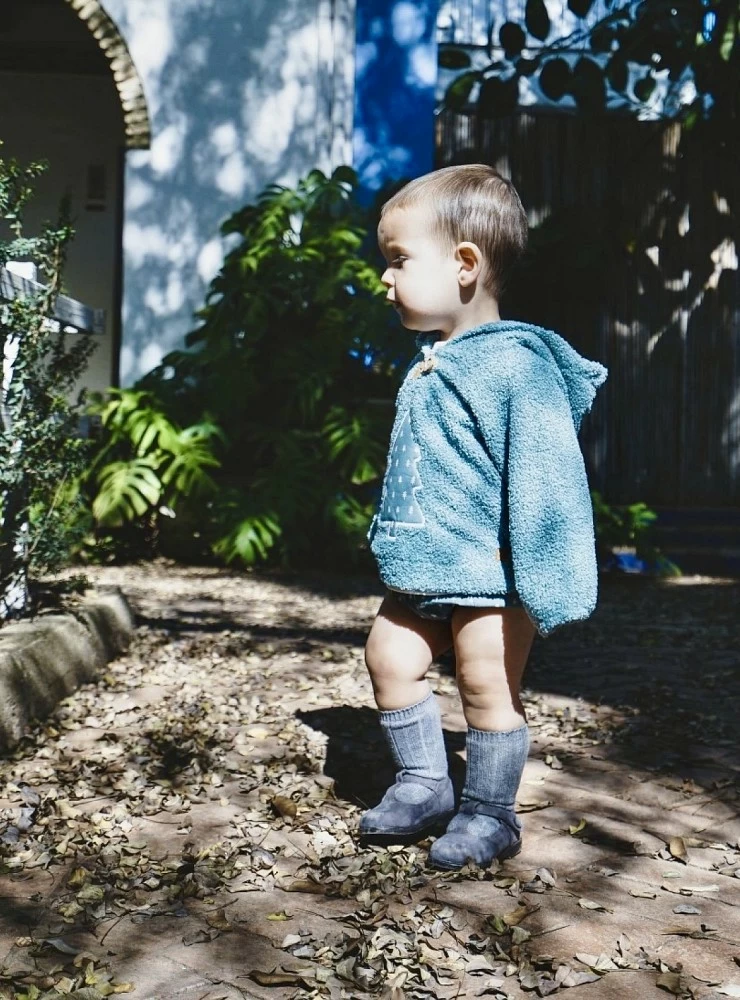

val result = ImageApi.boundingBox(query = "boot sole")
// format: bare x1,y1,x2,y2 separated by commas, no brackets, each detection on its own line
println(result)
358,812,455,847
427,838,523,871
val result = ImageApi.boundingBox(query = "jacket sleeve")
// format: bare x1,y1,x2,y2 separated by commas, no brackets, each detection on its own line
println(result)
505,355,599,637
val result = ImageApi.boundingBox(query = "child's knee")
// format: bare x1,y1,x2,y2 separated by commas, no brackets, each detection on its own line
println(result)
364,634,400,684
364,635,431,694
457,655,518,700
456,660,499,702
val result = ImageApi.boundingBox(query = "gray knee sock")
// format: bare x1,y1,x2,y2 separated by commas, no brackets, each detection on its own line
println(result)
427,724,530,868
461,724,530,812
378,689,449,781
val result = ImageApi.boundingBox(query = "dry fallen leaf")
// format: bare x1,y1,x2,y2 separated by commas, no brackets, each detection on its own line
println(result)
246,726,271,740
271,795,297,819
559,968,601,986
575,952,619,972
517,799,553,813
68,867,90,888
77,884,105,904
205,908,233,932
661,924,718,939
283,879,327,895
578,898,611,912
504,903,535,926
668,836,688,863
535,867,557,887
182,927,219,946
266,911,292,921
249,969,311,987
629,888,657,898
656,970,684,994
569,818,587,836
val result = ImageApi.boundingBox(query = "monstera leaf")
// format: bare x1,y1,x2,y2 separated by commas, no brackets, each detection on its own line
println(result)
93,458,162,527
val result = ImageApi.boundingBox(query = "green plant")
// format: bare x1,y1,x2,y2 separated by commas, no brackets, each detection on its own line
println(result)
0,149,96,614
78,388,223,561
591,490,681,575
131,165,406,569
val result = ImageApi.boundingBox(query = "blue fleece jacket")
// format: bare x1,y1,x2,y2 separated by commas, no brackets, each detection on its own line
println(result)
368,320,608,637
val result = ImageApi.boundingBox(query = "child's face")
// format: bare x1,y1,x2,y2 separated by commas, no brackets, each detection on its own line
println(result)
377,206,462,334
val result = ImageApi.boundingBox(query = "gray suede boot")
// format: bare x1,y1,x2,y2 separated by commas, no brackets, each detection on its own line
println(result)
428,723,529,870
359,689,454,844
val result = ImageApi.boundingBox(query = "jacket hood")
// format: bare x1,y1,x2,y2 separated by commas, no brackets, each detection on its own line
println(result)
421,321,608,427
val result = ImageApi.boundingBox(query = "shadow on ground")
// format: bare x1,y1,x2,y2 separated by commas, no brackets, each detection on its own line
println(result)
134,570,739,804
294,703,468,810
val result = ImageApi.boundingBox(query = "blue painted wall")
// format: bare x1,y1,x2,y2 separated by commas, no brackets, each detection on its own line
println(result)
353,0,438,197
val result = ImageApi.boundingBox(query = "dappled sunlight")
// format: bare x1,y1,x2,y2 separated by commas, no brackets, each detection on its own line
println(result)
102,0,354,384
143,272,187,317
723,388,740,480
708,237,739,289
660,574,737,588
116,3,175,119
196,237,226,284
3,563,736,996
147,116,189,177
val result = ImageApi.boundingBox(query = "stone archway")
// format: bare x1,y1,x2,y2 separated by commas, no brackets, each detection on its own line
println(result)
63,0,151,149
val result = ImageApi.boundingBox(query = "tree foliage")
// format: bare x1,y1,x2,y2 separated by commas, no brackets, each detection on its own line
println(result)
442,0,739,145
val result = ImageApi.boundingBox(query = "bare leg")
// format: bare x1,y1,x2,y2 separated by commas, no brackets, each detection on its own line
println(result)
451,606,535,731
364,594,453,710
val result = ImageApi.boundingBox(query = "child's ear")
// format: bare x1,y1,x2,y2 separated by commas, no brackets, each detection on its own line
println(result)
455,242,483,286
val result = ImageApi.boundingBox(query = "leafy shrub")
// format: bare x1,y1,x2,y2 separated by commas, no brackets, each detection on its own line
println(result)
86,166,407,569
0,150,96,613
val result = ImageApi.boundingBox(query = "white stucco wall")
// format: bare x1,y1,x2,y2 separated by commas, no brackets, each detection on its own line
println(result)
102,0,357,384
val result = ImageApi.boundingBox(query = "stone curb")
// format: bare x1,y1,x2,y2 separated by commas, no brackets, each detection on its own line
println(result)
0,588,135,753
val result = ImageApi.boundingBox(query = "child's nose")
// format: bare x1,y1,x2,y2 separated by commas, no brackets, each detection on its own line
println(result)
380,268,393,287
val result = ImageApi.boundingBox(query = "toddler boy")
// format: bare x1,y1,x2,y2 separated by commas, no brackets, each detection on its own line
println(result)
360,164,607,870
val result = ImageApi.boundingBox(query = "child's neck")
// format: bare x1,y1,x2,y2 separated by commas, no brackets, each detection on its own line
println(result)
440,301,501,341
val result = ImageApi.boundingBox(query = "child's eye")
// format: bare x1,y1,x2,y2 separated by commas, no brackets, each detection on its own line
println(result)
391,255,407,267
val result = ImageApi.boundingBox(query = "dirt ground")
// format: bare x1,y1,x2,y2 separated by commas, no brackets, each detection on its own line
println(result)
1,563,739,1000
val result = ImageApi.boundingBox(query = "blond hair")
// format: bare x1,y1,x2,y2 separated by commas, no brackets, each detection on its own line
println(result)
380,164,528,298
